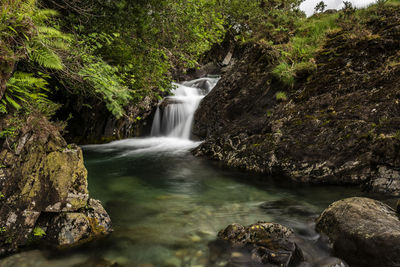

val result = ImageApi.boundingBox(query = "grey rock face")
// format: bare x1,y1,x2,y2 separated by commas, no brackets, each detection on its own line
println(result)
192,11,400,196
316,197,400,267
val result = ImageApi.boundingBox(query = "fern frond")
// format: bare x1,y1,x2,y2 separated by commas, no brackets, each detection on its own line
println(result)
5,95,21,110
40,38,70,50
37,26,71,40
0,104,6,114
28,45,63,70
9,72,48,88
4,71,52,112
32,9,59,23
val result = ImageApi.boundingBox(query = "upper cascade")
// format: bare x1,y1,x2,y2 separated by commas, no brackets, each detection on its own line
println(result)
150,77,219,140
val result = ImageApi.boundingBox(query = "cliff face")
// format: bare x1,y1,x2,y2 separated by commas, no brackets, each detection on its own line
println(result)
52,91,157,145
193,6,400,196
0,113,112,255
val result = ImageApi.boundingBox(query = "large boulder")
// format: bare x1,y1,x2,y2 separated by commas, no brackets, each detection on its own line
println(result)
316,197,400,267
212,222,304,267
0,114,112,255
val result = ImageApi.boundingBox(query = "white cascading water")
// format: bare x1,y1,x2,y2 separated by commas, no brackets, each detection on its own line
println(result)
150,77,219,140
85,77,219,157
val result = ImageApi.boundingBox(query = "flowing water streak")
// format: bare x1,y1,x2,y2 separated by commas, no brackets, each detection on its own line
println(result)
150,77,219,139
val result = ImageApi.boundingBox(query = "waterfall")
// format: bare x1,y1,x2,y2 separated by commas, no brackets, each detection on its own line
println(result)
150,77,219,140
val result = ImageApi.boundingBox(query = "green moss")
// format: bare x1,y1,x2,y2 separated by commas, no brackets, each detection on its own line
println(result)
275,91,288,101
33,226,46,238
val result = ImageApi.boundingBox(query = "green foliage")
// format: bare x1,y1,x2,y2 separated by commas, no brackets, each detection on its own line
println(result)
315,1,327,13
0,125,19,139
272,12,339,85
33,226,46,237
27,45,63,70
273,63,296,86
216,0,304,44
342,1,356,16
4,72,59,116
0,226,6,233
275,91,288,101
30,0,229,118
26,11,71,70
0,0,69,117
79,58,131,119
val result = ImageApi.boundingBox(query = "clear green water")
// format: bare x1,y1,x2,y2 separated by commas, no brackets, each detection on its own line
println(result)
79,137,362,267
0,137,365,267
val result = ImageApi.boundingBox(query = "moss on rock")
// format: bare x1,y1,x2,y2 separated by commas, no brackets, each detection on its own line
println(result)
0,114,112,255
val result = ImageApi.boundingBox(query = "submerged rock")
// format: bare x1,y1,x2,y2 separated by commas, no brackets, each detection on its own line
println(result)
213,222,304,267
0,114,112,255
316,197,400,267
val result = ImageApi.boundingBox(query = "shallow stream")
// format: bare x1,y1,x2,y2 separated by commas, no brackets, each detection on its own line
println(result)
78,137,361,266
0,78,368,267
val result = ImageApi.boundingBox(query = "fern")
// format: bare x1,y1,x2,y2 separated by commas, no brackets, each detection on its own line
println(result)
79,58,131,118
36,26,71,40
4,72,52,112
32,9,59,23
27,44,63,70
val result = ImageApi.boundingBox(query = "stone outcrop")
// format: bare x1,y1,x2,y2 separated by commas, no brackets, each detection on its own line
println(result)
0,114,112,255
316,197,400,267
53,91,157,145
212,222,304,267
193,6,400,196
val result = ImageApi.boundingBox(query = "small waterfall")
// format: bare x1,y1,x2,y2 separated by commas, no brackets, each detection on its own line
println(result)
150,77,219,139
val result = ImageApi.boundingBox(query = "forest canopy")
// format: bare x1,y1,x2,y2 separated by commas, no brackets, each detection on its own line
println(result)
0,0,319,119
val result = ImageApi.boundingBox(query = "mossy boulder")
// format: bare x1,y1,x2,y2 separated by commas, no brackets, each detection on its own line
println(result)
316,197,400,267
36,199,112,248
0,114,112,255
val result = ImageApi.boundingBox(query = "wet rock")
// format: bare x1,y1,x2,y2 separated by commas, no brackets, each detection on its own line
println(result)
42,199,112,247
159,98,184,113
213,222,304,267
56,87,158,144
0,114,112,255
316,197,400,267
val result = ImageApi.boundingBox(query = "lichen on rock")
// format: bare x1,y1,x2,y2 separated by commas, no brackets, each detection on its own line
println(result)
0,113,112,255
